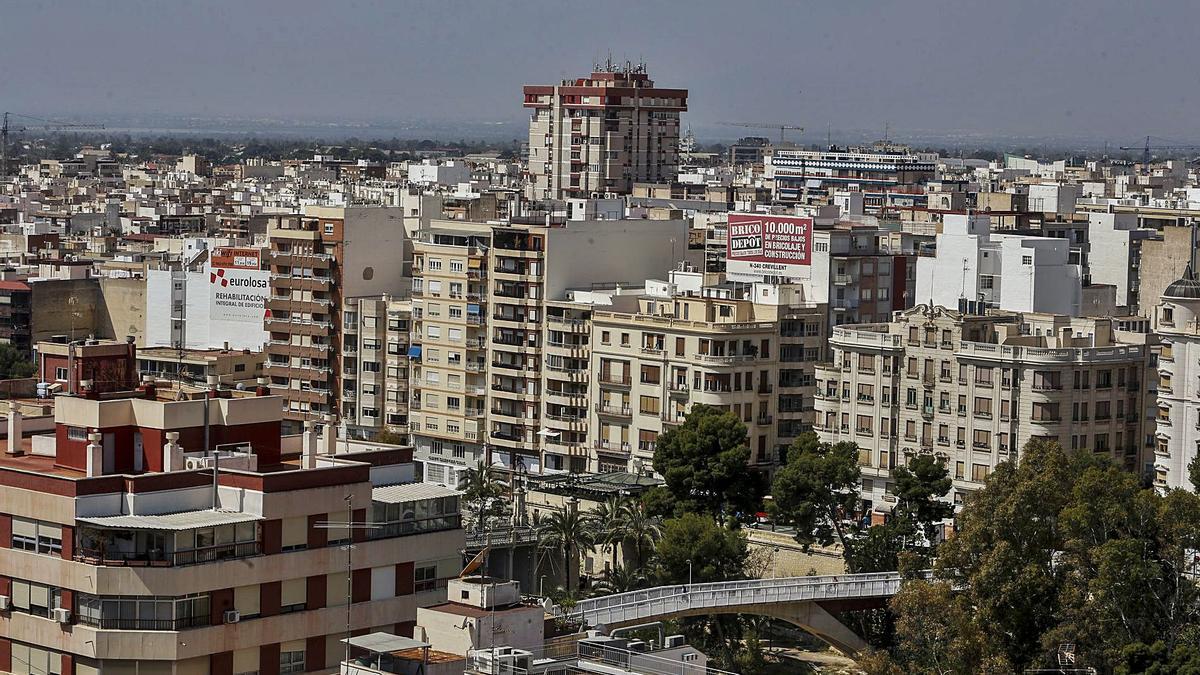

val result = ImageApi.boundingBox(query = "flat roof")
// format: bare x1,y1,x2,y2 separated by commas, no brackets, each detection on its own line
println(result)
372,482,460,504
78,509,261,530
342,632,429,654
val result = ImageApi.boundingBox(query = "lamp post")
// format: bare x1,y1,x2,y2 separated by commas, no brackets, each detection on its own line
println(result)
687,560,693,590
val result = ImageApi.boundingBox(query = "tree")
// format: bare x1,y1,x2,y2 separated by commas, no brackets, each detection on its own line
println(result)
537,506,596,594
1188,453,1200,492
769,432,861,557
591,565,649,596
456,461,507,530
651,405,766,521
372,429,405,445
890,454,953,545
585,495,632,572
654,512,749,585
0,344,34,379
620,500,662,571
884,439,1200,672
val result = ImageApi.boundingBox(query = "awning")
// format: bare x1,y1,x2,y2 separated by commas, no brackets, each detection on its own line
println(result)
407,345,422,358
342,632,429,654
373,482,461,504
78,510,261,531
467,304,481,314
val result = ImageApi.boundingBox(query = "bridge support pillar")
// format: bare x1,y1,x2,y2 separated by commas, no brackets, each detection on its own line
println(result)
769,601,868,655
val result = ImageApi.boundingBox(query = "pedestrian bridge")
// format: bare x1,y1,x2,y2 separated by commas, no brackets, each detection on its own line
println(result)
561,572,907,655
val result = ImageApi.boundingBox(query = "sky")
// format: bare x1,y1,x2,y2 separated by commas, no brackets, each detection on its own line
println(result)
3,0,1199,143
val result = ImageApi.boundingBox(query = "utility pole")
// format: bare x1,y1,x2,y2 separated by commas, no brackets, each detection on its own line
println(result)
316,496,380,666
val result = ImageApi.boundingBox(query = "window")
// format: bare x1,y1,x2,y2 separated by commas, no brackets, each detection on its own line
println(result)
639,396,660,415
12,518,62,556
11,579,62,619
54,367,68,381
601,331,611,344
280,579,306,613
415,565,439,592
67,426,89,442
971,463,990,481
280,649,305,674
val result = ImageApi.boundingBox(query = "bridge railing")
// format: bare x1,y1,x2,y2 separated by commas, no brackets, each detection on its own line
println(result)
567,572,906,625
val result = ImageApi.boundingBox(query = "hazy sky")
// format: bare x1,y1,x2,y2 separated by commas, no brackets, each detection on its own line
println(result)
3,0,1199,141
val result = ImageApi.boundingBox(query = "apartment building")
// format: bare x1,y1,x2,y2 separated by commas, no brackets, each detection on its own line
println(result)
1150,269,1200,490
410,218,687,484
814,305,1154,519
523,63,688,200
0,380,463,675
765,144,936,202
914,214,1084,316
264,206,410,430
341,295,412,441
725,219,921,327
409,224,492,486
587,278,826,474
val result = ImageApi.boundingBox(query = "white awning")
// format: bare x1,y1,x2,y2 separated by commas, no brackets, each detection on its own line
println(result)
342,632,429,654
78,510,261,531
372,482,461,504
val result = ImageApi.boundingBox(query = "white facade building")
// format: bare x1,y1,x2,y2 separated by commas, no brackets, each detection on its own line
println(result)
1086,211,1157,313
915,214,1082,315
1152,271,1200,491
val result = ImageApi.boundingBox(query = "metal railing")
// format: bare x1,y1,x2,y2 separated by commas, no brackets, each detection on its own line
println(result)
563,572,906,626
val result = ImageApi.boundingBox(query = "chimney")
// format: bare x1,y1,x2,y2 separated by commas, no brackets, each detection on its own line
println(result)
302,420,318,469
163,431,183,472
322,414,337,457
5,401,23,456
255,376,270,397
140,374,157,400
85,432,103,477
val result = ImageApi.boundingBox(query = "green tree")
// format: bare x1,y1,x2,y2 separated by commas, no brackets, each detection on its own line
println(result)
585,495,632,572
1188,453,1200,492
372,429,405,445
768,432,860,557
891,454,953,544
0,344,34,379
590,564,649,596
620,501,662,571
537,506,596,594
654,512,749,585
456,461,508,530
884,439,1200,672
651,405,766,521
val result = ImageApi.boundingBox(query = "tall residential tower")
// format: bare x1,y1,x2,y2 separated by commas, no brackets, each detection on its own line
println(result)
523,63,687,201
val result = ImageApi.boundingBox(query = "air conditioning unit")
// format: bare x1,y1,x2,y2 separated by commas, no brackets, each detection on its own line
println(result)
52,607,72,623
185,456,209,471
0,595,9,610
224,609,240,624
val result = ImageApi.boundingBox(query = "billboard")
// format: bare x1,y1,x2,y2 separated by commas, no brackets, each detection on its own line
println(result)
211,247,262,270
726,213,813,278
145,260,270,351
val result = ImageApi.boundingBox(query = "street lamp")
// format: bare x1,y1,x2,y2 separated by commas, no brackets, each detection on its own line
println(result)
687,560,693,590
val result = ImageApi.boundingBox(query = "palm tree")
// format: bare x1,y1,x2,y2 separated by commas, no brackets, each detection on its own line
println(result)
537,506,596,594
457,460,507,530
590,564,649,596
621,503,662,571
586,495,632,572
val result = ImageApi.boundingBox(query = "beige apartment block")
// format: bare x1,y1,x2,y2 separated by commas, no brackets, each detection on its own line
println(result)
341,295,411,441
814,305,1155,520
264,207,410,430
588,291,826,475
409,224,493,486
523,64,687,201
410,218,687,483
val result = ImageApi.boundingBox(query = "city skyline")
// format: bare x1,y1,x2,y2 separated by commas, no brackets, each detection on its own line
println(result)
3,0,1200,142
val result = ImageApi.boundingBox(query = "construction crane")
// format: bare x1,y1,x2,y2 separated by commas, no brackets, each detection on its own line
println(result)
1,112,105,176
1118,135,1200,174
721,121,804,145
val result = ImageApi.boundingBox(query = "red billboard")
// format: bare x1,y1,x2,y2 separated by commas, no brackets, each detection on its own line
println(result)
726,213,813,277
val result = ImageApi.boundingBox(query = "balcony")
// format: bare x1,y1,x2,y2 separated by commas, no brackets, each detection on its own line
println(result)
756,415,774,426
593,439,632,456
596,403,632,418
757,383,774,394
598,373,632,387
